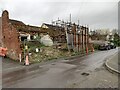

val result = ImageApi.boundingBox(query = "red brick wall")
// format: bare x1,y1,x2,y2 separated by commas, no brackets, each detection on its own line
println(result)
2,10,21,60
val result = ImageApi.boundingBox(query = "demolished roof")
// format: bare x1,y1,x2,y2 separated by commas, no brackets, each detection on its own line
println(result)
9,19,47,33
10,19,25,26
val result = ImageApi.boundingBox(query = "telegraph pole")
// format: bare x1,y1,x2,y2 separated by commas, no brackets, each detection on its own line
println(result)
70,14,71,23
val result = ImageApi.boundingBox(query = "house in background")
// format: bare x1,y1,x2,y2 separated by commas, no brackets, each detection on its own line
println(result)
90,29,117,41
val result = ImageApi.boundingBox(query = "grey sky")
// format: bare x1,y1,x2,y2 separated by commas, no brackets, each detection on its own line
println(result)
0,0,119,30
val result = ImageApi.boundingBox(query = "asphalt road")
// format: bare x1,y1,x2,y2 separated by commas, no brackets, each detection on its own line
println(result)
2,48,119,88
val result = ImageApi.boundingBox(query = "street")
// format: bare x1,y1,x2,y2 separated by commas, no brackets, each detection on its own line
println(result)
2,48,119,88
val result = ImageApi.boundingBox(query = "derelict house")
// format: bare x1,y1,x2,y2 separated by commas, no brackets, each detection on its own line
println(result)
0,10,67,60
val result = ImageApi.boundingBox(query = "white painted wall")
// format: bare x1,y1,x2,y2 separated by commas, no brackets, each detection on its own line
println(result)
40,35,53,46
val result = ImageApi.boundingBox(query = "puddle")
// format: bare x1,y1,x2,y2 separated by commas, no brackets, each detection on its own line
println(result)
81,72,90,76
51,63,56,65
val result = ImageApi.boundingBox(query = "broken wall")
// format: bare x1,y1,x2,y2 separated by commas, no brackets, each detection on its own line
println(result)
2,10,21,60
0,17,2,47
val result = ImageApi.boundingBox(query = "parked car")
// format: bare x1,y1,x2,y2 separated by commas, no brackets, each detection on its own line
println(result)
109,43,116,49
98,43,111,50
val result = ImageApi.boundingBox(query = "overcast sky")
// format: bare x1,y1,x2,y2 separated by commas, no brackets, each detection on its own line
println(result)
0,0,119,30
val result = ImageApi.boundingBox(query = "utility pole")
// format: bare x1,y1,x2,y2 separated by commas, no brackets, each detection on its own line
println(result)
70,14,71,23
78,20,79,26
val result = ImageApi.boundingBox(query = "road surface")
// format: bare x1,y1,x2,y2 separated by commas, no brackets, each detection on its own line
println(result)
2,48,119,88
